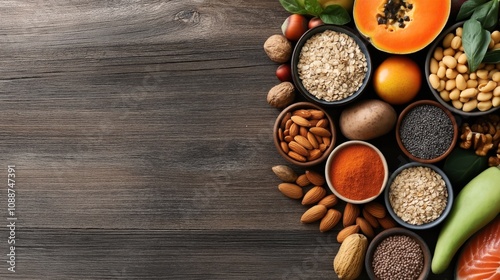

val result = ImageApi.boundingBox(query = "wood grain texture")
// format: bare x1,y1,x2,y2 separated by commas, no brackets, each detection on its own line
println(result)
0,1,453,279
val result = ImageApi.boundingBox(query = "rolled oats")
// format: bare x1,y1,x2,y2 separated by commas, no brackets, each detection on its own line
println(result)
389,166,448,225
297,30,368,102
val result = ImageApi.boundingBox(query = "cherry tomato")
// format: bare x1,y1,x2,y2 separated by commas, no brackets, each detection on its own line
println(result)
276,64,293,82
281,14,308,41
308,17,324,29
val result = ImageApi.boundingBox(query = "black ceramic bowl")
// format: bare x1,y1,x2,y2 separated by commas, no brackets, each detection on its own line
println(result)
291,24,372,107
425,21,500,116
384,162,454,230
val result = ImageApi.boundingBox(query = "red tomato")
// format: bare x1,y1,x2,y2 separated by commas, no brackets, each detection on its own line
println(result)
308,17,324,29
281,14,308,41
276,64,292,82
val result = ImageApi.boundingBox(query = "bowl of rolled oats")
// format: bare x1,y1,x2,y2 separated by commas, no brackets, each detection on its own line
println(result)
291,24,372,107
384,162,454,230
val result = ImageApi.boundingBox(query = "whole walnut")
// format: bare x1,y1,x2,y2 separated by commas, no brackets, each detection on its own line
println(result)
267,82,295,109
263,34,292,63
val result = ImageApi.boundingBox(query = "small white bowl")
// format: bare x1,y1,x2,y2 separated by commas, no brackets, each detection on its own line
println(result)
325,140,388,204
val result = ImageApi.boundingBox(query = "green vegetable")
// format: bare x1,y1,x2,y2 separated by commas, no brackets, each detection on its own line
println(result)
279,0,350,25
443,147,489,191
462,19,491,72
431,166,500,274
457,0,499,70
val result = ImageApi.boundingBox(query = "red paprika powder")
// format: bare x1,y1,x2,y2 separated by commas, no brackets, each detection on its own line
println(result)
329,143,385,201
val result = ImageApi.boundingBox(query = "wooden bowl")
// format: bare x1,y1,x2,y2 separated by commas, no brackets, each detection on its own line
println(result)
365,227,431,280
396,99,458,163
273,102,336,168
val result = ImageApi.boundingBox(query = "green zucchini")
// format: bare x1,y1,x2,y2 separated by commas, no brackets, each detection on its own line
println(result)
431,166,500,274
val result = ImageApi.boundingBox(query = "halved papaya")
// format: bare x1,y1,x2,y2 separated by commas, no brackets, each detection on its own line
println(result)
353,0,450,54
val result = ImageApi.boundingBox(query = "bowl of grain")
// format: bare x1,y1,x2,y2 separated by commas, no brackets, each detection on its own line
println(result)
425,21,500,116
384,162,454,230
365,227,431,280
396,99,458,163
291,24,372,107
325,140,388,204
273,102,336,167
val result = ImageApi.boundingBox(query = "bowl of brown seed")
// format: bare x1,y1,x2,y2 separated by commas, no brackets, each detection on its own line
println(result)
273,102,336,167
291,24,372,107
365,227,431,280
384,162,454,230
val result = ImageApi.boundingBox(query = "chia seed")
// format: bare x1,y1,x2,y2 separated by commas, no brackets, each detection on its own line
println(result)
372,235,424,280
399,104,454,159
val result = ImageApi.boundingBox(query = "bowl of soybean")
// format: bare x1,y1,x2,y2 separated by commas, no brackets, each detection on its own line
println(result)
396,100,458,163
365,227,431,280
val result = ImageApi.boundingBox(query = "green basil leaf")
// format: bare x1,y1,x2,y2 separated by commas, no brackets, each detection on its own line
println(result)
463,19,491,72
304,0,323,17
482,49,500,63
471,0,499,30
457,0,490,20
279,0,308,14
320,5,350,25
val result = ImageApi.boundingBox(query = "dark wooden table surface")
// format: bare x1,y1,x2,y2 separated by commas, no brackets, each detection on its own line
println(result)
0,1,457,279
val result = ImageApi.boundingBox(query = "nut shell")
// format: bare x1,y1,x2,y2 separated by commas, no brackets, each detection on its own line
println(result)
333,233,368,280
263,34,292,63
267,82,295,109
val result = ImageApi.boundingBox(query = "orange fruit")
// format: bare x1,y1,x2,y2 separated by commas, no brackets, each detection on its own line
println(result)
373,56,421,105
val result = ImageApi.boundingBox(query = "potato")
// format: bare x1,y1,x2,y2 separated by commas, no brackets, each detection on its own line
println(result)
339,99,397,140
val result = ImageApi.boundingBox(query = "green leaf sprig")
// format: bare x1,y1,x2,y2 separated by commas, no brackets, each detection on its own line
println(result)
279,0,350,25
457,0,500,70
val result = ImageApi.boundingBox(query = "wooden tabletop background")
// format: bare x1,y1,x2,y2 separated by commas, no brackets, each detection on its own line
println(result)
0,1,457,279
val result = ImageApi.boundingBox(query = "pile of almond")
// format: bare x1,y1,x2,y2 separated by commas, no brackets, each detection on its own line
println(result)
273,164,397,243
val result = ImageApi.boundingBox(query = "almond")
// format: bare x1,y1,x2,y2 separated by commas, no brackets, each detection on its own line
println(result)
294,135,313,150
364,201,386,219
278,183,303,199
288,141,309,157
291,115,311,127
301,205,327,223
271,165,298,183
299,126,308,137
362,208,380,229
305,170,326,186
318,194,338,208
309,126,331,137
343,203,360,227
307,132,319,149
288,151,306,162
356,217,374,239
293,109,312,119
280,112,291,129
308,109,324,119
316,118,329,128
302,186,327,205
320,209,342,232
337,224,360,243
280,141,289,153
295,174,311,187
378,215,397,229
289,123,299,137
307,149,322,161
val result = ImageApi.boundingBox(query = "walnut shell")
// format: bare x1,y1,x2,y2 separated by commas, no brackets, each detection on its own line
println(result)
263,34,292,63
267,82,295,109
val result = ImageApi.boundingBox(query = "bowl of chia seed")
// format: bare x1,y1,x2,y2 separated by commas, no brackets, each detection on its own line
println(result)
365,227,431,280
291,24,372,107
384,162,454,230
396,100,458,163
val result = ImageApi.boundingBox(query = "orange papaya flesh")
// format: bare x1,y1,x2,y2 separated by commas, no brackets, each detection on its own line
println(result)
353,0,450,54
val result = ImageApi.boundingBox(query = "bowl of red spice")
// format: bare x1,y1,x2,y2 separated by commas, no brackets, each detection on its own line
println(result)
325,140,388,204
365,227,431,280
